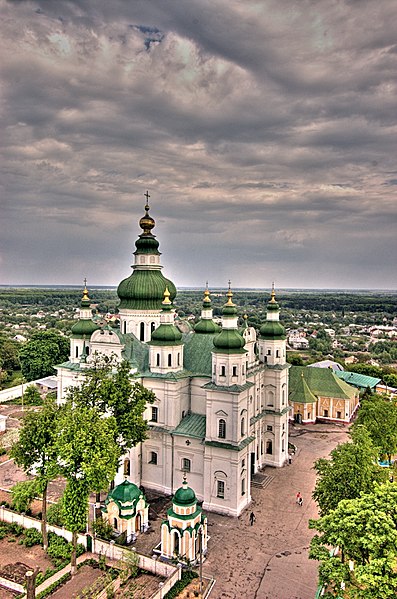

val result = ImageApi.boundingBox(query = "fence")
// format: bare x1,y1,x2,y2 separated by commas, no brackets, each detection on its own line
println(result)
0,575,24,594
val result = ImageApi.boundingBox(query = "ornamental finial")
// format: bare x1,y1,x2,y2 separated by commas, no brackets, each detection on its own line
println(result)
270,282,276,303
82,278,90,301
226,280,234,305
162,286,171,305
139,191,155,235
203,282,211,303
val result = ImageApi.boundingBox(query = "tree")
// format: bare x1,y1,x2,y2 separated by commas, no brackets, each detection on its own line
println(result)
55,404,120,574
11,397,60,550
66,357,155,451
19,330,69,381
310,483,397,598
11,480,39,513
23,385,42,405
353,394,397,463
312,426,387,516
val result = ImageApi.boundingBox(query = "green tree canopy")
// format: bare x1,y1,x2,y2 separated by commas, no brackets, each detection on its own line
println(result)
313,426,387,516
310,483,397,598
66,357,155,451
55,404,120,573
19,330,69,381
353,394,397,463
11,397,60,550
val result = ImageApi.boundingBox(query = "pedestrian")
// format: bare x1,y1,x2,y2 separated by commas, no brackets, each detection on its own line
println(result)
296,492,301,504
298,496,303,507
249,512,255,526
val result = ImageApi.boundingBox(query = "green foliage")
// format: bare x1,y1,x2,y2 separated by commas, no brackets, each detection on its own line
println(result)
313,426,387,516
23,384,43,405
353,394,397,462
310,483,397,598
23,527,43,547
0,335,20,374
66,356,155,451
47,531,84,564
92,518,114,541
164,570,198,599
36,572,71,599
11,480,39,513
19,330,69,381
118,549,139,582
47,499,65,527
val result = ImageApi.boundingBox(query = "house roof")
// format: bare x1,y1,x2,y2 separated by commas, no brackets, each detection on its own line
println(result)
289,366,358,400
335,371,381,390
172,412,206,439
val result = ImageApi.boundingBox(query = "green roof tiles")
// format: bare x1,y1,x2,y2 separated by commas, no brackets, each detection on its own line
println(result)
203,381,254,393
172,413,206,439
182,331,216,377
117,270,177,310
335,371,381,390
289,366,358,400
289,372,317,404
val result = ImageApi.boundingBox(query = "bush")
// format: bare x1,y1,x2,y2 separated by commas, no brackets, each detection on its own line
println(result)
47,532,85,565
10,523,24,537
36,572,71,599
164,571,198,599
47,500,65,527
92,518,114,540
24,528,43,547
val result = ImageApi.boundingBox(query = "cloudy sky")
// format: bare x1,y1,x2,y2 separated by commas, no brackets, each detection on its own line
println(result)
1,0,396,290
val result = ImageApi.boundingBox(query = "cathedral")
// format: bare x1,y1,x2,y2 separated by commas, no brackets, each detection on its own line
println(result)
56,198,290,517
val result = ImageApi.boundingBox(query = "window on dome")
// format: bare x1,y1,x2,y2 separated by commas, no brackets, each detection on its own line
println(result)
217,480,225,499
150,256,155,264
149,451,158,465
220,365,226,377
240,417,245,436
156,353,160,367
123,321,127,334
177,353,180,366
182,458,191,472
232,366,237,377
75,347,79,358
86,346,90,355
114,518,118,530
267,349,271,356
151,406,158,422
168,354,172,367
276,349,280,358
140,322,145,341
218,419,226,439
151,322,156,334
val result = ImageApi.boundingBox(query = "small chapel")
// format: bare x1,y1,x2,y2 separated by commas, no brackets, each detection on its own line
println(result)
56,195,290,517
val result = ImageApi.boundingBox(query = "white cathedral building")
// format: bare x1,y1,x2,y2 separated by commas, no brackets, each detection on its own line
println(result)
56,199,290,517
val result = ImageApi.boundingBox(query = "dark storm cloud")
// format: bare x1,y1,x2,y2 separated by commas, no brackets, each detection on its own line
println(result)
0,0,396,289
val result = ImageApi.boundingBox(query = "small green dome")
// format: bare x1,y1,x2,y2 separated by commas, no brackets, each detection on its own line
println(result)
117,270,177,310
194,319,220,334
173,480,197,507
151,322,182,345
71,319,100,338
108,479,141,505
259,320,286,340
213,328,246,352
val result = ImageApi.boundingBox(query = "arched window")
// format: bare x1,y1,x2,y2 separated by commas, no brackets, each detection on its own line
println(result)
124,458,130,476
86,346,90,356
182,458,191,472
168,353,172,367
218,419,226,439
151,322,156,333
151,406,158,422
156,353,160,367
232,366,237,377
123,321,127,334
276,349,280,358
240,417,245,436
217,480,225,499
266,440,273,455
177,352,180,366
113,518,118,530
149,451,158,465
220,365,226,377
140,322,145,341
75,346,79,358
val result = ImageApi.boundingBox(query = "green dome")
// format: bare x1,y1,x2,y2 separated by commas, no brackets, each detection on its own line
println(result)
194,319,220,334
71,319,100,338
173,481,197,507
150,322,182,345
259,320,286,340
213,328,246,353
108,479,141,505
117,270,177,310
134,234,160,255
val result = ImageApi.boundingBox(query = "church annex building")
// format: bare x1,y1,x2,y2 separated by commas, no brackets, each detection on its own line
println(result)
56,198,290,517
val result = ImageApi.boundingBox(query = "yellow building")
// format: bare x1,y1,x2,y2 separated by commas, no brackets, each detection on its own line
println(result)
102,479,149,543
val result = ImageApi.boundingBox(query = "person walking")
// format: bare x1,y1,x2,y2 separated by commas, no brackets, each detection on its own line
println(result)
298,496,303,507
296,492,301,504
250,512,255,526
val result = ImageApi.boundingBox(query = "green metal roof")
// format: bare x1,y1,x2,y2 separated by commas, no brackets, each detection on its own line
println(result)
182,331,216,377
289,366,358,400
117,269,177,310
205,435,255,452
289,372,317,404
335,371,381,390
203,381,254,393
172,413,206,439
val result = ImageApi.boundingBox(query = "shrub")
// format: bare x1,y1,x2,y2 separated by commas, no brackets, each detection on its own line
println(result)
36,572,71,599
9,523,24,537
24,528,43,547
47,500,65,527
164,571,198,599
92,518,114,540
47,532,84,565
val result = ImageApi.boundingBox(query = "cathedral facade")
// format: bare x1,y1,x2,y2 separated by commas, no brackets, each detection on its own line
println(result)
57,199,290,517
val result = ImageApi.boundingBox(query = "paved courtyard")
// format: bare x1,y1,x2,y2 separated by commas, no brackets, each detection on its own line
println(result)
201,424,349,599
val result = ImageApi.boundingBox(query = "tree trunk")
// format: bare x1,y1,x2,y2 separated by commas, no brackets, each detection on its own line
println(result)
41,484,48,552
71,531,77,576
